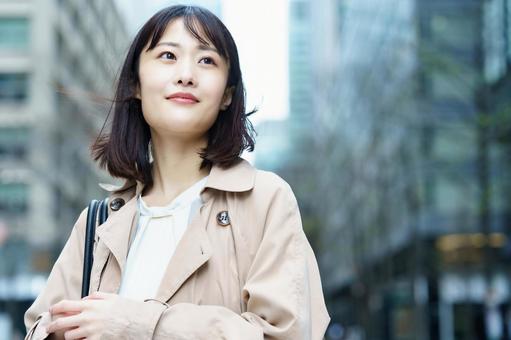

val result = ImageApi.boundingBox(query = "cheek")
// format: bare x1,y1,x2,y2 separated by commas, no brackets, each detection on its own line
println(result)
203,77,229,105
138,67,168,123
139,64,169,95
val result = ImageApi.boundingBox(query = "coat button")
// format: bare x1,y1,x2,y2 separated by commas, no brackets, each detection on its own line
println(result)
109,197,125,211
216,211,230,226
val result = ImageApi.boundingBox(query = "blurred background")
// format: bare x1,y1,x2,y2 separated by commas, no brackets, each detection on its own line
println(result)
1,0,510,339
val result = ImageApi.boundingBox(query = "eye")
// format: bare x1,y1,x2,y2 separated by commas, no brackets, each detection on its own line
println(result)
200,56,216,65
159,51,176,60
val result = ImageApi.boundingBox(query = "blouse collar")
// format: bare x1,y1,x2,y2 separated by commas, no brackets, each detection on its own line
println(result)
137,176,208,218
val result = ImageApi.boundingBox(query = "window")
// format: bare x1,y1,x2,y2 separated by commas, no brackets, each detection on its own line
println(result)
0,73,28,103
430,69,476,101
0,17,29,51
430,12,477,52
0,127,30,160
292,1,309,21
0,182,29,213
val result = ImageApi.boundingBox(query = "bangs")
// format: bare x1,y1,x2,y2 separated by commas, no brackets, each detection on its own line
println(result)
145,7,230,62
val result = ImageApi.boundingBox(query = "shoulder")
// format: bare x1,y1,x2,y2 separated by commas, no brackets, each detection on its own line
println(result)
230,166,304,249
252,168,295,200
233,163,299,215
71,207,90,235
208,157,295,201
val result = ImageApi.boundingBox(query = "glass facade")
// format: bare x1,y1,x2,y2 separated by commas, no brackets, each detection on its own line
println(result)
0,73,28,103
272,0,511,338
0,127,30,160
0,18,29,51
0,182,29,214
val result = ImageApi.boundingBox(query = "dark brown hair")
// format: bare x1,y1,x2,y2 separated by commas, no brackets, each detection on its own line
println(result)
91,5,256,190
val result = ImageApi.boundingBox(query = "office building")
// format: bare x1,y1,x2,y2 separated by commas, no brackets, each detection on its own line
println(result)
0,0,128,336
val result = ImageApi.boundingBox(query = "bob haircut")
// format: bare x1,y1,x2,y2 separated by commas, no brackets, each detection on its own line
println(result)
91,5,256,191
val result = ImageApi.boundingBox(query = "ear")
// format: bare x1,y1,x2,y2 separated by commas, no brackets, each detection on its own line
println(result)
220,86,234,110
135,84,141,100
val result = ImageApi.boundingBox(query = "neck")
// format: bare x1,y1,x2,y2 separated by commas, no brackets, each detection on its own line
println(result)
146,132,211,200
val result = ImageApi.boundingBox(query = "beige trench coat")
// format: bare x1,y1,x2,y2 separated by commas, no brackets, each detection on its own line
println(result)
24,159,330,339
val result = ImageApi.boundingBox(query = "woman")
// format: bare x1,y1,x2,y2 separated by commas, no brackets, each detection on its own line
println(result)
24,5,330,339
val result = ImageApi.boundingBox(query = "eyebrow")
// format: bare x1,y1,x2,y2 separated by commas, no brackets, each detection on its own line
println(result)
155,41,219,54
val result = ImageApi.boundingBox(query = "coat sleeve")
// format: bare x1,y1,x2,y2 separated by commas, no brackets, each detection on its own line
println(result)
119,181,331,340
24,208,88,340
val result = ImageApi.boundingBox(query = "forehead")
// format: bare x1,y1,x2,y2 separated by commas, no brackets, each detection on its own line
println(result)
155,17,214,48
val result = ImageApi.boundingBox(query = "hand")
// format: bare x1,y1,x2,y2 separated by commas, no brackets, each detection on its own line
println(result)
47,310,80,340
46,292,136,339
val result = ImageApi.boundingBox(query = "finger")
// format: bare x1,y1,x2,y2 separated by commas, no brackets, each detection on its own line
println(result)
63,326,89,340
52,310,80,318
50,300,86,315
46,313,83,333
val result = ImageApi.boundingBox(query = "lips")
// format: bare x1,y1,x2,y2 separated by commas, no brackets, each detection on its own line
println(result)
167,92,199,103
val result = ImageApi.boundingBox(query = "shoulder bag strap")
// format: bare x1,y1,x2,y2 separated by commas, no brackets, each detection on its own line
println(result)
81,198,109,298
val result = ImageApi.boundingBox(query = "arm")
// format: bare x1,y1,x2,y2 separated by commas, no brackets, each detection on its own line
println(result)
116,182,330,339
24,208,88,340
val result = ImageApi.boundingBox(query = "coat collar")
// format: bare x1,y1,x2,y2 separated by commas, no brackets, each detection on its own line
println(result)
95,157,255,301
99,157,256,201
202,158,256,192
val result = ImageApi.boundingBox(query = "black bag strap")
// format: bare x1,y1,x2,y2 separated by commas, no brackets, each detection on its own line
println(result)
81,198,109,298
98,198,109,226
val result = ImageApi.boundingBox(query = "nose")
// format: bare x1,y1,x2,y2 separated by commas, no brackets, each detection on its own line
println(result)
175,59,196,87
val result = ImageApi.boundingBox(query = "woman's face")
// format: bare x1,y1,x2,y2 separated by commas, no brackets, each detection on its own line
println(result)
137,18,232,140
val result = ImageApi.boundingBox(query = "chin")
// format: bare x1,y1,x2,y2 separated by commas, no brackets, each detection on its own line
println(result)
153,123,209,139
146,111,216,134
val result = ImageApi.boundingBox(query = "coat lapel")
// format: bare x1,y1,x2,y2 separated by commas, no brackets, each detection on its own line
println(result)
154,197,214,303
95,193,213,300
95,196,138,275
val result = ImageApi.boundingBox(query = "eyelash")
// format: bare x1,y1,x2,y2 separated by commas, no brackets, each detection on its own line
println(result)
158,51,216,65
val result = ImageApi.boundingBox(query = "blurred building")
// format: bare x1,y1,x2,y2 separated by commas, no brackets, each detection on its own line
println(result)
256,0,317,221
0,0,128,337
252,119,291,170
288,0,313,143
277,0,314,173
281,0,511,339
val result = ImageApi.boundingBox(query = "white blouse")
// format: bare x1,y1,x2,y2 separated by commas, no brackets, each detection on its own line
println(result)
118,176,208,301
